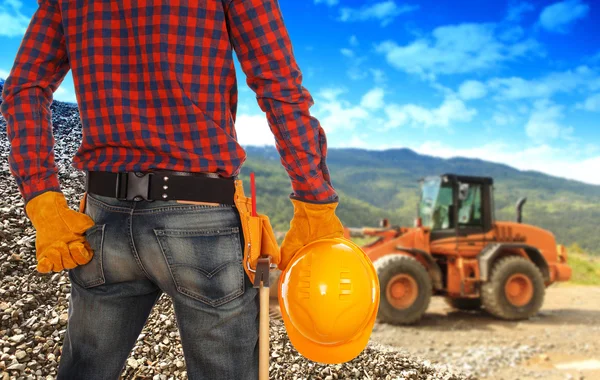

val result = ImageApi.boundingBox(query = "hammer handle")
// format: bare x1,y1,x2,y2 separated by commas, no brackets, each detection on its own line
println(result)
259,285,270,380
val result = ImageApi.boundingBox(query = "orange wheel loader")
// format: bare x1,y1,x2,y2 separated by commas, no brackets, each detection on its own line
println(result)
345,174,572,324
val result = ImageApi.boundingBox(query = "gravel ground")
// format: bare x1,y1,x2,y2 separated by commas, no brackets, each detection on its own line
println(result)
369,290,600,380
0,91,473,379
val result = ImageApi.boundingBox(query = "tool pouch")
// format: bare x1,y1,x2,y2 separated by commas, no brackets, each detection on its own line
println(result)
234,180,280,283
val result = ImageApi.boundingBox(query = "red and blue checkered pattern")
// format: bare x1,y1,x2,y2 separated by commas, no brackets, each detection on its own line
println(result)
1,0,338,203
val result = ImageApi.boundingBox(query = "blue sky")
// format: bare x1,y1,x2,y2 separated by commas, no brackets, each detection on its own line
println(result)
1,0,599,184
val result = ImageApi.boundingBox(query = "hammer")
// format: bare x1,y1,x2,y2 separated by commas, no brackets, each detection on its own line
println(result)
250,172,270,380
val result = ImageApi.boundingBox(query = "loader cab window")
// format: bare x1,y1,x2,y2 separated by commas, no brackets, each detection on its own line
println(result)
433,185,455,230
457,184,483,227
419,177,455,230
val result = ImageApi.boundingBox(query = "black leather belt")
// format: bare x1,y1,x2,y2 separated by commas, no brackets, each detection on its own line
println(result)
85,171,236,205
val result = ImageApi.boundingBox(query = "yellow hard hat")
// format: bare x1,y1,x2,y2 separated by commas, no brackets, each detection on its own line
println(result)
278,237,380,364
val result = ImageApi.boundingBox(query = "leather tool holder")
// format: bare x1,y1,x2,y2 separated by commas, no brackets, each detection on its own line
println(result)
233,180,280,284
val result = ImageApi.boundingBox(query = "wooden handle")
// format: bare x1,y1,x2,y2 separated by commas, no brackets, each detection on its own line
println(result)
259,285,270,380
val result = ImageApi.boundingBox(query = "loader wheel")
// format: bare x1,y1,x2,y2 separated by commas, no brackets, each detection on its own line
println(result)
375,255,432,325
481,256,545,320
444,297,481,311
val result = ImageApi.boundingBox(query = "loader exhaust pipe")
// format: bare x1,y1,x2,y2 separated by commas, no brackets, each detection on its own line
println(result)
516,197,527,223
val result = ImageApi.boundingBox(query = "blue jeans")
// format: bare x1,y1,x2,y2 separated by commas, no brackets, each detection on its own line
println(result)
57,193,259,380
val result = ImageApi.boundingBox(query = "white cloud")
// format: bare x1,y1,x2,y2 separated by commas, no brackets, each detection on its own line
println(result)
314,0,338,6
508,38,541,57
525,100,573,142
499,26,526,42
347,65,368,80
340,48,354,58
384,96,477,130
488,104,524,128
314,88,371,132
314,88,475,133
492,112,518,127
539,0,590,34
334,135,372,149
235,114,276,147
349,35,359,47
506,2,535,22
413,141,600,185
310,88,597,185
458,80,487,100
488,65,600,100
339,1,419,27
339,48,368,80
319,88,343,101
371,69,387,84
577,93,600,112
0,68,9,79
360,88,385,110
0,0,29,37
376,23,541,78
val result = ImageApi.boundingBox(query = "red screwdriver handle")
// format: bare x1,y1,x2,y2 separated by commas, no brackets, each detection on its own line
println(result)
250,172,257,217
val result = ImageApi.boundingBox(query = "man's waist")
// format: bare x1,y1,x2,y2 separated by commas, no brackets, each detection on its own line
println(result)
85,170,236,205
72,146,244,179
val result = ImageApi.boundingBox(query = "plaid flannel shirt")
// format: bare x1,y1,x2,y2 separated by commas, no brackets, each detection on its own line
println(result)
1,0,337,203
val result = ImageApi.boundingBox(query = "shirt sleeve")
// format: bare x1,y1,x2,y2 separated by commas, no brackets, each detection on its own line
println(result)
224,0,338,203
0,0,70,203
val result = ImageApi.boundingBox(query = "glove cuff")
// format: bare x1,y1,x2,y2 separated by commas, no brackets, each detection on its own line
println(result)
289,193,339,204
25,191,66,226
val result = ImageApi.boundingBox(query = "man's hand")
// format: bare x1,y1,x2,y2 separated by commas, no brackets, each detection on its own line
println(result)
279,198,345,271
26,191,95,273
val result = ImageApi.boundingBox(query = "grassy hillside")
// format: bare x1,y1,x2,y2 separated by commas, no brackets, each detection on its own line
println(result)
240,146,600,255
566,244,600,285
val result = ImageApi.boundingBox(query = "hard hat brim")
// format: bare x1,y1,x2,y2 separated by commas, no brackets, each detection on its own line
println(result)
280,300,377,364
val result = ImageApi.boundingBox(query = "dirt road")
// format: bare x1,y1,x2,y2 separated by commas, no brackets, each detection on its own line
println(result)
369,285,600,380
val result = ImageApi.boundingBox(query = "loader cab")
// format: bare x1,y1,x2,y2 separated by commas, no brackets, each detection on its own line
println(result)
418,174,494,240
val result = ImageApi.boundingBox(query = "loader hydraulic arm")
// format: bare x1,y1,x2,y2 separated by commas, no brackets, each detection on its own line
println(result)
344,226,404,239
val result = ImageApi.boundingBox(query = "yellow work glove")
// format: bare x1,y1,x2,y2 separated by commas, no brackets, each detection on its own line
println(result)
279,198,345,271
25,191,95,273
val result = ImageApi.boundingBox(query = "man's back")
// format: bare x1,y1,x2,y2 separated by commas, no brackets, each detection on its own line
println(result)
2,0,336,203
63,1,242,175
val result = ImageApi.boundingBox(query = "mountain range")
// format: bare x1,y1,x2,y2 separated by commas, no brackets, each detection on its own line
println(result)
238,146,600,255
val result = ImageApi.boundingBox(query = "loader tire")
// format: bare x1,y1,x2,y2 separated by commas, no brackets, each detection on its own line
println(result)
375,254,431,325
445,297,481,311
482,256,545,320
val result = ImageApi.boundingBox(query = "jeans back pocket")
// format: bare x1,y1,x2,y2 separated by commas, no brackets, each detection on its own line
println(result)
69,224,106,289
154,227,245,307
